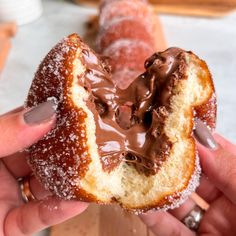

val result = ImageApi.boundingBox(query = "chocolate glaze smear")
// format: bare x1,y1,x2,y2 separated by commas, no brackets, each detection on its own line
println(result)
80,47,185,176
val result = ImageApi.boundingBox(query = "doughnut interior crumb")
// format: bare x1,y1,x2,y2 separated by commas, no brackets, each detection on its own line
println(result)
76,51,210,211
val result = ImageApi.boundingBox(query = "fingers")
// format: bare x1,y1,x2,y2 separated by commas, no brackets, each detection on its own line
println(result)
29,175,52,200
168,175,220,227
198,137,236,205
3,153,51,200
213,133,236,153
198,195,236,235
0,161,23,203
169,198,195,220
2,151,31,178
0,106,24,117
140,211,195,236
0,100,56,157
4,197,88,236
0,161,24,236
170,172,221,220
195,174,221,203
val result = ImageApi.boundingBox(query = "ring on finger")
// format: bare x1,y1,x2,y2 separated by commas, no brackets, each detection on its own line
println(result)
182,205,205,231
18,175,36,203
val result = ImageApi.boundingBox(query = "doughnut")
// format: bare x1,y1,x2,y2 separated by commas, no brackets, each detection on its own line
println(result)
99,0,156,38
26,34,216,212
97,0,166,88
97,18,154,51
102,39,154,88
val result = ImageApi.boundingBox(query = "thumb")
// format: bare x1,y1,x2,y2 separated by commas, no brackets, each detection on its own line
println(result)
197,133,236,205
0,100,56,157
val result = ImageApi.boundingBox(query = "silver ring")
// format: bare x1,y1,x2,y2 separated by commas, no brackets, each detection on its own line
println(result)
182,206,205,231
18,175,36,203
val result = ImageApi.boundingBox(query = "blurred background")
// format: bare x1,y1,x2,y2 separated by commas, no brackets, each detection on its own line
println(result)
0,0,236,235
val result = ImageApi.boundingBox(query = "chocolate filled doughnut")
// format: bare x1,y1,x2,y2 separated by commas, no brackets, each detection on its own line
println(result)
26,34,216,212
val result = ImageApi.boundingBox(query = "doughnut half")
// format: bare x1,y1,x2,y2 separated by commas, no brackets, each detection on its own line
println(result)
26,34,216,212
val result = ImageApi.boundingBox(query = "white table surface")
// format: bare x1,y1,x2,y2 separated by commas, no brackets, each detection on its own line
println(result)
0,0,236,235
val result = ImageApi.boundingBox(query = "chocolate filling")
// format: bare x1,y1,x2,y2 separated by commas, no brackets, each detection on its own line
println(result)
79,47,185,176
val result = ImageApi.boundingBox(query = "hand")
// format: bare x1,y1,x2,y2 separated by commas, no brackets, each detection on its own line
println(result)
140,133,236,236
0,101,88,236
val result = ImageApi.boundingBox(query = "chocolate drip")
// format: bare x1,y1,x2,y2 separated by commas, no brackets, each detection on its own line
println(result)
79,47,185,175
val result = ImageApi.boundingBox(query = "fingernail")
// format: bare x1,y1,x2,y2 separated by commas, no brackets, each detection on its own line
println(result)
24,100,57,125
194,119,219,150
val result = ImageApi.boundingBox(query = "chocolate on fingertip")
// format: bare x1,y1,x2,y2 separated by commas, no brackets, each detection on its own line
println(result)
194,119,219,150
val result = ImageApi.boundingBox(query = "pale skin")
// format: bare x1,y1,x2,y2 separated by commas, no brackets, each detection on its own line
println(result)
0,107,88,236
140,134,236,236
1,106,236,236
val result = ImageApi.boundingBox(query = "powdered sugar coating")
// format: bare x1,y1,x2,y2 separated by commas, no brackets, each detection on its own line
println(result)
26,34,93,200
101,39,153,88
99,0,153,31
97,17,154,51
195,92,217,131
102,39,153,87
97,0,160,53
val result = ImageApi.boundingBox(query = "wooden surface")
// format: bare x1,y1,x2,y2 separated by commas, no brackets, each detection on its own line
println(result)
0,39,11,72
49,194,208,236
0,22,17,72
73,0,236,17
151,3,236,17
50,204,155,236
149,0,236,5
